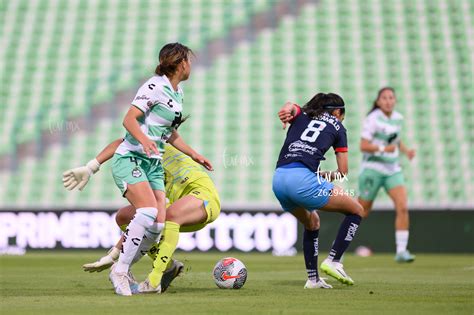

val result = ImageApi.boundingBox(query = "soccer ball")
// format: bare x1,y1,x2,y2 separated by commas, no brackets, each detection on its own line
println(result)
213,257,247,289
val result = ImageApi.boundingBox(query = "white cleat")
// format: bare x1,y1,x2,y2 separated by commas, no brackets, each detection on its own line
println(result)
138,278,162,294
304,278,333,289
109,266,132,296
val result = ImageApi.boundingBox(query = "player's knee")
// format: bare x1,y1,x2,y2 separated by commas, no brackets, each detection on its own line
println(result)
305,212,320,230
135,207,158,227
166,209,178,222
115,210,129,227
396,204,408,215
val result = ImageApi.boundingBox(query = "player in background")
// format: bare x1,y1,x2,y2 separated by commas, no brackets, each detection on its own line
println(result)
101,42,211,296
275,93,364,287
63,138,220,293
358,87,416,262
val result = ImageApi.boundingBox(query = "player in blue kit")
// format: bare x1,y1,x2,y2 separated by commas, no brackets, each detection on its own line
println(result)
274,93,364,288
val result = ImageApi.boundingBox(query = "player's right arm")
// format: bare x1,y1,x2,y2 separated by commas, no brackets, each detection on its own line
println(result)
62,138,124,191
122,106,159,157
278,102,302,129
360,115,396,153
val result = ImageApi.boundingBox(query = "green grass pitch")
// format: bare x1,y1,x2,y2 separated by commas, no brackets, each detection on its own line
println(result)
0,252,473,314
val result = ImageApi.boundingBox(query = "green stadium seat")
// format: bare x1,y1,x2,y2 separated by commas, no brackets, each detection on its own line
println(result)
0,0,471,208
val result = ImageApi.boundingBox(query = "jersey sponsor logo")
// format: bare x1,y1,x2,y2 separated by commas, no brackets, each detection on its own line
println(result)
344,223,359,241
148,83,156,90
135,94,150,101
288,140,318,155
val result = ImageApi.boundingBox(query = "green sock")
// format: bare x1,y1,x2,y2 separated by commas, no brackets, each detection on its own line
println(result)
148,221,180,287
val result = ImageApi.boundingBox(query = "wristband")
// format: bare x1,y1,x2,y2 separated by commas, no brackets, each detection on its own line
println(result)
378,145,385,153
86,158,101,174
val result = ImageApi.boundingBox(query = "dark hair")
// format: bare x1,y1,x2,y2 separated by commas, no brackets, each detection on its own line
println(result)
155,42,194,77
368,87,395,115
175,114,190,130
302,93,345,119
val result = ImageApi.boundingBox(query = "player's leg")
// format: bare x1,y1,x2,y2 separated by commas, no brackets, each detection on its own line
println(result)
273,167,331,288
386,173,415,262
108,181,160,295
115,182,159,272
317,185,364,285
290,208,332,289
358,168,383,218
146,195,207,289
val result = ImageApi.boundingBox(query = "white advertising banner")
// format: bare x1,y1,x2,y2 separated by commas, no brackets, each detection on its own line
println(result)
0,211,297,254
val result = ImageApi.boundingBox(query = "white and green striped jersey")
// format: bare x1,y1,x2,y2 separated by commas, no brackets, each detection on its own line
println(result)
116,75,184,159
360,108,403,175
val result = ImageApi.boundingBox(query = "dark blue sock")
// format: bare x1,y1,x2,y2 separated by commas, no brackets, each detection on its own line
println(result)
328,214,362,262
303,229,319,281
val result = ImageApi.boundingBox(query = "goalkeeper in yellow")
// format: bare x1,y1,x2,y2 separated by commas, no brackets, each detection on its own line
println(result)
63,137,220,293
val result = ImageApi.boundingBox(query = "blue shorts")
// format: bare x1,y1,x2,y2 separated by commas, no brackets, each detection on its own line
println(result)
272,162,334,212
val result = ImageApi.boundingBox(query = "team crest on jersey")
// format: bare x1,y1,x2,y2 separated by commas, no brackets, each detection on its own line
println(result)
132,167,142,178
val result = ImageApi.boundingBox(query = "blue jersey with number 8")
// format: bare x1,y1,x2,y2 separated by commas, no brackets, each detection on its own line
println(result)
276,106,348,172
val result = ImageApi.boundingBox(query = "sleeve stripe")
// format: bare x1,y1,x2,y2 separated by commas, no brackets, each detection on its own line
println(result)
335,147,348,152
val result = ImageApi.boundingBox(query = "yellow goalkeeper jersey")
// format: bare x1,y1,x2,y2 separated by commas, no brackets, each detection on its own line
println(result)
162,144,216,203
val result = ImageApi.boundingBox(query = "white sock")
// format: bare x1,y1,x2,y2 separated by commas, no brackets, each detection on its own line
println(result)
115,207,158,273
131,222,164,266
395,230,409,254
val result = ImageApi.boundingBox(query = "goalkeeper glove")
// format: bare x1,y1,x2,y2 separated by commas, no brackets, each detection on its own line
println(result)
62,159,101,191
82,247,120,272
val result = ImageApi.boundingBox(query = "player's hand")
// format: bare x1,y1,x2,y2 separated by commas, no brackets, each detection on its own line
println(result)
140,138,160,157
82,247,119,272
62,159,100,191
63,166,90,191
406,149,416,160
192,153,214,171
278,102,295,129
384,144,397,153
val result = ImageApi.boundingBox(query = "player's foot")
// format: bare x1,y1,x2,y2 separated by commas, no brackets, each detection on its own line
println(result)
304,278,333,289
128,270,139,294
160,259,184,293
395,250,415,263
138,277,162,294
320,259,354,285
109,267,132,296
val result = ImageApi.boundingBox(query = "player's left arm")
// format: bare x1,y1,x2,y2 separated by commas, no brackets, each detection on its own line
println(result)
62,138,124,191
167,130,214,171
399,140,415,160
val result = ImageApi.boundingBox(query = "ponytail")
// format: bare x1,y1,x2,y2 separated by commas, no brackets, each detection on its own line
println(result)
154,42,193,77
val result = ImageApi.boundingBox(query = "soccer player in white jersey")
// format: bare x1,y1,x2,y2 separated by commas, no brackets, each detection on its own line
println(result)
107,43,212,295
358,87,416,262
